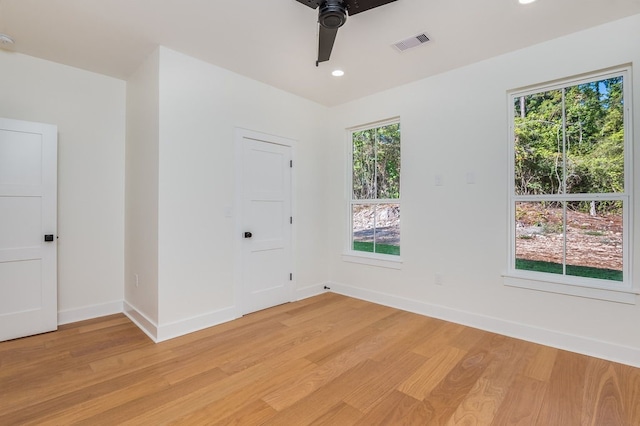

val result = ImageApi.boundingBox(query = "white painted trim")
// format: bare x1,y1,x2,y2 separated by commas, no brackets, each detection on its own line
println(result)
123,300,158,342
156,307,238,342
327,281,640,368
503,273,637,304
295,283,328,301
64,300,239,344
233,129,243,319
57,300,124,325
342,253,403,269
346,116,402,132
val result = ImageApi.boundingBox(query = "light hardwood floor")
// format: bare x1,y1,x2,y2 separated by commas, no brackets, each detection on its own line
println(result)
1,293,639,425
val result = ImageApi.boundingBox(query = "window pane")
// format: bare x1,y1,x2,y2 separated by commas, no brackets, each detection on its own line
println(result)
514,90,563,195
352,203,400,256
353,204,375,253
565,77,624,194
566,201,623,281
373,203,400,255
515,202,564,275
375,124,401,199
352,129,376,200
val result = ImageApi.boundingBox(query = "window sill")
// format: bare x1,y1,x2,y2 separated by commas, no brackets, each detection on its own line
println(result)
503,272,638,304
342,252,403,270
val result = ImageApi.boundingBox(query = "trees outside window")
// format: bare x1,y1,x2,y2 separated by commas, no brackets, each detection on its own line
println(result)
510,69,630,286
351,121,400,256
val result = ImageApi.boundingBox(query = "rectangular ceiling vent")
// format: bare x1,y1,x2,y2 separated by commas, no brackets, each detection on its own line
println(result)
393,33,430,52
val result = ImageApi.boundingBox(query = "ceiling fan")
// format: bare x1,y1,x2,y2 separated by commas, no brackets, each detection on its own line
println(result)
295,0,398,66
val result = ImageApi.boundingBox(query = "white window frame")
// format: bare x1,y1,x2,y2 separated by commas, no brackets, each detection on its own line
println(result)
504,66,637,304
343,117,402,269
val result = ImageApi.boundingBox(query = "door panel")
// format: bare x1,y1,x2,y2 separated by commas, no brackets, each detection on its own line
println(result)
239,133,293,315
0,197,42,249
0,130,43,185
0,259,42,314
0,118,57,342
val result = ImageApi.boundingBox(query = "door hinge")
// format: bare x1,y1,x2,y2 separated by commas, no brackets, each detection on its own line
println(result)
290,216,293,224
290,160,293,168
290,273,293,281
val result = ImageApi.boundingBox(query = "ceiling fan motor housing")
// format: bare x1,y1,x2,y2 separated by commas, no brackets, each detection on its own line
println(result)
319,0,347,29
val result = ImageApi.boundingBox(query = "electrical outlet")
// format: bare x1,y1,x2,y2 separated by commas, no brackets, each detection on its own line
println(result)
435,273,443,286
466,172,476,184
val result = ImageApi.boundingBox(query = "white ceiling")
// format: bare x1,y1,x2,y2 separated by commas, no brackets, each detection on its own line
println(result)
1,0,639,106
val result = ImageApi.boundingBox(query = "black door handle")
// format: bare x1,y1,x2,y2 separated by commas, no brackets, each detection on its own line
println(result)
44,234,54,242
244,232,252,238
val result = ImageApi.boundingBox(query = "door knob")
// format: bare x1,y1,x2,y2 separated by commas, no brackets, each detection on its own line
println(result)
244,232,252,238
44,234,55,242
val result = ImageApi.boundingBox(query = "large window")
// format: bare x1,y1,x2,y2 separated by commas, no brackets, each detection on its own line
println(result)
350,120,401,257
508,68,632,298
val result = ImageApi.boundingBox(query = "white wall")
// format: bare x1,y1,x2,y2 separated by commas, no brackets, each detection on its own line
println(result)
326,14,640,366
0,51,126,322
154,48,329,336
125,49,160,326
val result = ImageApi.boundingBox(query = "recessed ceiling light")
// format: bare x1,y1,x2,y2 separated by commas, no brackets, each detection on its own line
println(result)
332,69,345,77
519,0,536,4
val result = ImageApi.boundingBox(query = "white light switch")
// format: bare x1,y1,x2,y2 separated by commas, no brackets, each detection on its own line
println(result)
466,172,476,184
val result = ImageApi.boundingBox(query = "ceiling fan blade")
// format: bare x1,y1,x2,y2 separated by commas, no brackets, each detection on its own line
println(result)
345,0,397,16
317,25,339,65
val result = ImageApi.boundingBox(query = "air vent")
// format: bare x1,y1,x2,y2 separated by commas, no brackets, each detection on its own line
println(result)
393,33,430,52
0,34,14,45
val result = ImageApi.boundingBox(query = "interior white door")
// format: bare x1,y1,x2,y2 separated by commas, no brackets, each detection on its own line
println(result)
239,132,293,315
0,117,57,342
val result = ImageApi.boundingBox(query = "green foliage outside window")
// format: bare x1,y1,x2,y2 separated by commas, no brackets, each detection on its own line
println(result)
352,123,400,200
514,77,624,213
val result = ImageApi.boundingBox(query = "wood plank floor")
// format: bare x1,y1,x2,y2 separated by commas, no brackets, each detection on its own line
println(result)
1,293,639,425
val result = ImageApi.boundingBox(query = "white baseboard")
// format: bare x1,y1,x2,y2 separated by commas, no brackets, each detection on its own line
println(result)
58,300,124,325
327,281,640,369
123,301,158,342
296,283,328,301
155,307,238,342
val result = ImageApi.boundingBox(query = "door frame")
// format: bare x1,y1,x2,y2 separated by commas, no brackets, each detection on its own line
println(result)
233,128,296,317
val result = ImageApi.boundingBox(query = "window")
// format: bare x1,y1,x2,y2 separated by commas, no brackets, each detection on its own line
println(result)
349,120,401,258
507,68,634,301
